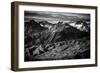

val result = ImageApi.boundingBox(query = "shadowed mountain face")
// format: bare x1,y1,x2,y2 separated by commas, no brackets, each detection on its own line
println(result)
24,19,90,61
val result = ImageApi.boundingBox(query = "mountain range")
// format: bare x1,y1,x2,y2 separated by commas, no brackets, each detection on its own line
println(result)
25,20,90,48
24,19,90,61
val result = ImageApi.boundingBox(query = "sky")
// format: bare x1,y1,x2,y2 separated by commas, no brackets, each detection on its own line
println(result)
24,11,90,23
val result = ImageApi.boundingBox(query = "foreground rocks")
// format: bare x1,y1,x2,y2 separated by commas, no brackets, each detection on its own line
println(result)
25,37,90,61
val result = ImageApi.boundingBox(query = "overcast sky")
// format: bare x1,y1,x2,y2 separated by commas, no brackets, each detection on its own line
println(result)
24,11,90,23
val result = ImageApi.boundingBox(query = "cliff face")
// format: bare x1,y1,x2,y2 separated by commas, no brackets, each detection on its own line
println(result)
24,20,90,61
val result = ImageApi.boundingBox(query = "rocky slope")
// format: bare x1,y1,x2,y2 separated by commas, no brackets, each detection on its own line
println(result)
24,20,90,61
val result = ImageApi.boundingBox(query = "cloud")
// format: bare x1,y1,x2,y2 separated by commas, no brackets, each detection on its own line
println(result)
24,11,90,22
